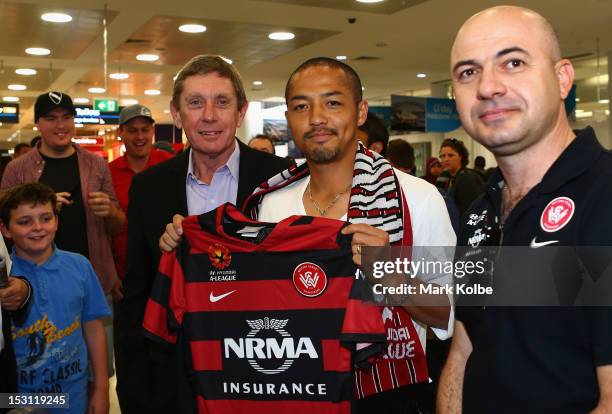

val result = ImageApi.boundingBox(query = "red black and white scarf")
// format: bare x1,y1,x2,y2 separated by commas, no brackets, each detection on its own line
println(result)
242,142,429,397
244,143,405,243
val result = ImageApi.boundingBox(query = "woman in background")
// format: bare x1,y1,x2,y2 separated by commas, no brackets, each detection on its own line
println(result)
438,138,484,217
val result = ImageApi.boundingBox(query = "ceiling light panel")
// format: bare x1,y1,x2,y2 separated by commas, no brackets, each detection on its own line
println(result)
41,12,73,23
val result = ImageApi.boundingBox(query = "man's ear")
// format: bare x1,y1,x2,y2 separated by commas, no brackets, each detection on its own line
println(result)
357,100,369,127
369,141,383,155
169,100,183,129
0,221,12,239
236,100,249,129
556,59,575,100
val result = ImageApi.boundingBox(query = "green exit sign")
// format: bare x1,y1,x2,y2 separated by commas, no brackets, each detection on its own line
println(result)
94,99,118,112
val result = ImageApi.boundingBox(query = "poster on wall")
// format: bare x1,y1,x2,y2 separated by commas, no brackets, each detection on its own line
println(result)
391,95,461,133
263,119,303,158
391,96,426,132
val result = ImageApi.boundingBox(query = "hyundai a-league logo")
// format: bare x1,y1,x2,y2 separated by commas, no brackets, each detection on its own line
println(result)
208,243,231,269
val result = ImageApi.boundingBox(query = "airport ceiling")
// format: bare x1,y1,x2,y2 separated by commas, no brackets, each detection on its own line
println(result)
0,0,611,138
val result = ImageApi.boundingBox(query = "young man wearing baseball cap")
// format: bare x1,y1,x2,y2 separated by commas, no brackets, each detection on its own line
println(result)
109,104,173,292
1,91,125,296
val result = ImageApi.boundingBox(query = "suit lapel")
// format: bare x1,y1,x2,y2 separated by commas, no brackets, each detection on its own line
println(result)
169,149,190,216
236,140,259,207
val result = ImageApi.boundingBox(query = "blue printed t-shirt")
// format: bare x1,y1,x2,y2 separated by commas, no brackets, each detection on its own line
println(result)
10,247,110,414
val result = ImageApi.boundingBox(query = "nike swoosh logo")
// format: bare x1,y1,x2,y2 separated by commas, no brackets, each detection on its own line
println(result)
530,238,559,248
209,290,237,303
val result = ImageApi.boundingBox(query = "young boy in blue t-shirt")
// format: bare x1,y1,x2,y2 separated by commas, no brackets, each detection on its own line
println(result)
0,183,110,414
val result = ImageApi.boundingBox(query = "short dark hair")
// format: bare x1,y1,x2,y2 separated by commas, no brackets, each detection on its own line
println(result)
441,138,469,168
13,143,30,153
172,55,247,110
474,155,486,169
387,140,415,170
285,57,363,103
249,134,276,154
359,112,389,157
0,183,58,226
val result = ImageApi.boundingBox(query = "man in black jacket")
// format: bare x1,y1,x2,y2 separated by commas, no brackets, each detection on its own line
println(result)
115,55,291,413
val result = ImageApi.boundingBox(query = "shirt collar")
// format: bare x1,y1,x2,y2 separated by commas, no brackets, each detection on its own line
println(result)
113,155,131,170
115,149,165,172
483,127,602,213
537,126,602,194
11,244,62,271
187,140,241,183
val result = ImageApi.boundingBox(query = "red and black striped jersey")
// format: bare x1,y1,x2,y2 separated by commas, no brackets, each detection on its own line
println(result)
143,203,386,414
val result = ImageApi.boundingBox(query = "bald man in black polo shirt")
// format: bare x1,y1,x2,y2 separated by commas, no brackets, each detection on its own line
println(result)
439,6,612,414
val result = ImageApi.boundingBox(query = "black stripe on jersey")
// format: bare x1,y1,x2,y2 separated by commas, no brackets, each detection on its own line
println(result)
149,271,171,309
192,370,353,402
352,342,386,370
183,309,346,341
168,306,180,334
290,216,314,226
349,277,376,302
182,248,355,283
194,208,221,236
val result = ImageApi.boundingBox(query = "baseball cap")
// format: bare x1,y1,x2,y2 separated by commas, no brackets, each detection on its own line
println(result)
119,104,155,126
34,92,77,122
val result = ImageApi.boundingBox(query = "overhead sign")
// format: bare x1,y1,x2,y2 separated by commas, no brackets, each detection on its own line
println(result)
0,103,19,124
75,106,120,125
94,99,119,113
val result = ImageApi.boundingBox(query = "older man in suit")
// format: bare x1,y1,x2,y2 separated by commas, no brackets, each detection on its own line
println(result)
115,55,292,414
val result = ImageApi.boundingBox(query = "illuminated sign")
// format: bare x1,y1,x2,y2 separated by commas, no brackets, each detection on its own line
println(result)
75,106,120,125
71,137,103,145
94,99,119,112
0,103,19,124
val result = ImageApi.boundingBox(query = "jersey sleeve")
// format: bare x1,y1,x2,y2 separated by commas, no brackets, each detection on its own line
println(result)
142,249,187,345
81,258,111,322
340,273,386,364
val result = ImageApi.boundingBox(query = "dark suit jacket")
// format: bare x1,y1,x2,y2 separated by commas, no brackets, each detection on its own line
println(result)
115,140,291,413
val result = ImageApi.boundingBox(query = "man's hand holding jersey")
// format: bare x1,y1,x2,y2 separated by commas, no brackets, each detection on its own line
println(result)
159,214,186,252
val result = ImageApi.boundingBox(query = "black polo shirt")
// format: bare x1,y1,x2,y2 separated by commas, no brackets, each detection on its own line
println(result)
456,127,612,413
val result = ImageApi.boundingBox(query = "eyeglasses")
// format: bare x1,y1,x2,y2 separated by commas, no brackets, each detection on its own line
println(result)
442,138,463,145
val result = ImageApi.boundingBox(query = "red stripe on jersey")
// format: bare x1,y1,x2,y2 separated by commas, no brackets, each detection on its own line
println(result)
191,340,223,371
186,278,354,312
321,340,350,372
165,252,187,326
198,397,350,414
159,249,178,277
342,299,385,336
143,299,177,344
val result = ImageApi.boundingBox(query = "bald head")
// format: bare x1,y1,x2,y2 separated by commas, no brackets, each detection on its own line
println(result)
449,5,575,157
452,6,561,65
